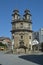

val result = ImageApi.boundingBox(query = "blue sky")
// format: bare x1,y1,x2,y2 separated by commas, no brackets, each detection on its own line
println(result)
0,0,43,38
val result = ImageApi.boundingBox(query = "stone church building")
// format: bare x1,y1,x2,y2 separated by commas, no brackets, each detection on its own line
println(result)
11,9,32,53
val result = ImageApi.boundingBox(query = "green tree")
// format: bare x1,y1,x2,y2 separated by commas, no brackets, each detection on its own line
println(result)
0,42,7,47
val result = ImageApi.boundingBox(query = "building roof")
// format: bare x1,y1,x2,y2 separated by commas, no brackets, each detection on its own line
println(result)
13,9,19,13
32,39,39,45
0,37,11,41
24,9,30,13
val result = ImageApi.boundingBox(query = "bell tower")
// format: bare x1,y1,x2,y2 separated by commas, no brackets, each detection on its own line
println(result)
11,9,32,53
23,9,31,20
12,10,20,20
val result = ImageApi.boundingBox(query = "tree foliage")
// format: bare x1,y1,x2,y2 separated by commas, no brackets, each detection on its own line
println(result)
0,42,7,47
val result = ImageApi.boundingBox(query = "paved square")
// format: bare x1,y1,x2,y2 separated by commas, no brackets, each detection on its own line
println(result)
0,51,43,65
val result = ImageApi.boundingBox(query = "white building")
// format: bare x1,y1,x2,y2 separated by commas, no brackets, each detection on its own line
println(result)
39,28,43,43
32,39,39,51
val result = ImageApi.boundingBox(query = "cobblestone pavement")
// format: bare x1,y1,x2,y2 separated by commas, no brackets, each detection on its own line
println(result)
0,51,43,65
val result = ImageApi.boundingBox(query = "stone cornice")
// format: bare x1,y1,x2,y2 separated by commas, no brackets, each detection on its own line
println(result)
11,29,33,33
11,19,32,24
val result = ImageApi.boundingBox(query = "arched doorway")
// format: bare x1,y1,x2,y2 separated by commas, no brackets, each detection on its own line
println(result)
18,41,27,53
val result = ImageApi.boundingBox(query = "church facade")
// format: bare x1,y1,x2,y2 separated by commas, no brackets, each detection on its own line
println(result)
11,9,32,53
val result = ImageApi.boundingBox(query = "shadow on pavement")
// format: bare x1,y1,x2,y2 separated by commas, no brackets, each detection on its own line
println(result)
0,64,2,65
19,54,43,65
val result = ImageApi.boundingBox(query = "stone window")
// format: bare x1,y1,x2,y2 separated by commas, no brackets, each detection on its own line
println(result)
29,36,31,39
20,23,23,28
19,41,24,47
28,24,30,30
21,36,23,39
